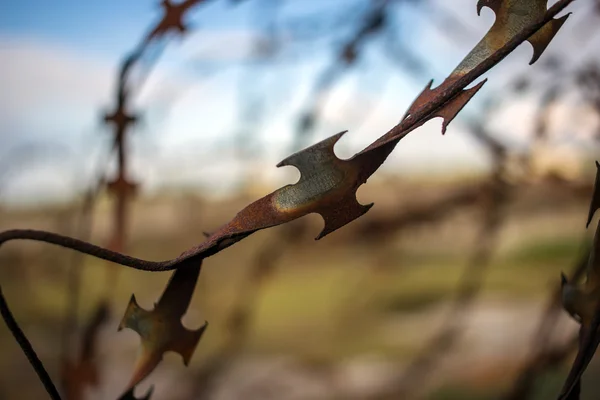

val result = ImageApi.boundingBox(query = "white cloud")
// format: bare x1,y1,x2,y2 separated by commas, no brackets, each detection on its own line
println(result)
179,29,277,63
2,4,598,206
0,33,261,204
0,35,113,131
0,36,113,203
0,34,205,203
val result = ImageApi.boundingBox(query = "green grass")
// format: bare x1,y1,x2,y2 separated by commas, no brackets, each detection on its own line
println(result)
503,236,583,265
0,219,587,367
1,183,596,400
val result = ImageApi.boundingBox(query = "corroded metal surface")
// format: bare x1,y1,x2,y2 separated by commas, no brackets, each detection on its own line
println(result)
146,0,201,41
458,0,569,74
403,79,487,135
395,0,569,140
173,0,572,266
108,2,206,394
0,2,578,399
119,261,206,392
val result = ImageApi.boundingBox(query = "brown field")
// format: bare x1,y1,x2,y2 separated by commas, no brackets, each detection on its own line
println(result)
1,177,599,399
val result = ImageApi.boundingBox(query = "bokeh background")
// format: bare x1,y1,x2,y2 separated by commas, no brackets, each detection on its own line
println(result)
2,0,600,399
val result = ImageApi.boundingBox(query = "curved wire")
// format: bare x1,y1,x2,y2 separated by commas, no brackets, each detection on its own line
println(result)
0,230,182,272
0,228,194,400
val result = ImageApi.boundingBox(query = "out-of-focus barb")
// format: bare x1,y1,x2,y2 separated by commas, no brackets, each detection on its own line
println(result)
0,1,578,399
117,385,154,400
61,302,110,400
559,161,600,400
586,161,600,227
146,0,202,42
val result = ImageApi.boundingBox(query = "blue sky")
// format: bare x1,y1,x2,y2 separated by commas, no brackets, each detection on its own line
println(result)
0,0,594,206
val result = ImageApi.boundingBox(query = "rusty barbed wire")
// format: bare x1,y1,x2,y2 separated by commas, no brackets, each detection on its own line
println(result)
0,1,578,399
0,0,574,268
558,161,600,400
501,245,589,400
16,1,227,399
95,0,229,396
496,63,600,399
100,0,209,291
119,260,207,392
368,57,593,397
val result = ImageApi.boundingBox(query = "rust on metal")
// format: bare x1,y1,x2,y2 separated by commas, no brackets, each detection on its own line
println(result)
103,0,203,259
403,79,487,135
0,2,578,399
398,0,570,138
103,0,207,390
103,104,138,136
467,0,570,71
146,0,201,41
171,0,572,266
118,260,206,391
370,0,570,151
178,130,373,259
